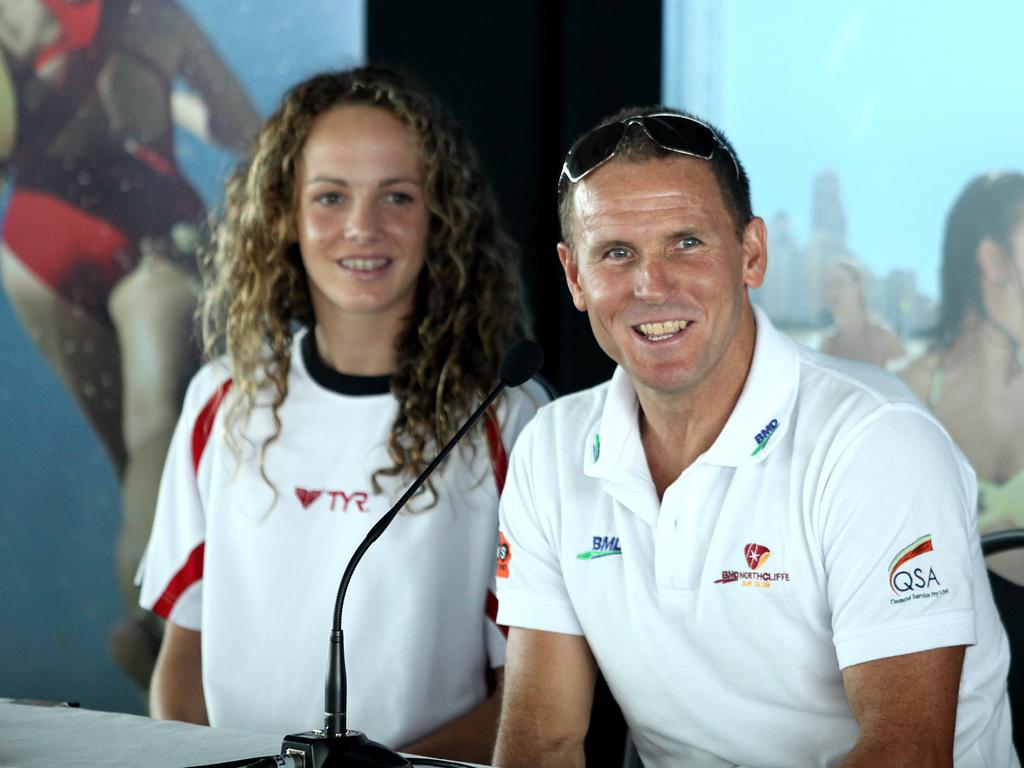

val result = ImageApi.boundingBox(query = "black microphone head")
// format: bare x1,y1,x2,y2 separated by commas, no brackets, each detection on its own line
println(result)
499,339,544,387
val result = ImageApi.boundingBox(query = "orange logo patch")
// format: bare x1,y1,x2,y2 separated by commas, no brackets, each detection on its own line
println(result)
496,531,511,579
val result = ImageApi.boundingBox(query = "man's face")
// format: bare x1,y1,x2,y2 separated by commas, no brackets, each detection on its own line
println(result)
557,155,767,400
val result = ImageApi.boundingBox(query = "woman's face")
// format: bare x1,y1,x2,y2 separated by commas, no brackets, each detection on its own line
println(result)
824,263,861,316
293,104,429,330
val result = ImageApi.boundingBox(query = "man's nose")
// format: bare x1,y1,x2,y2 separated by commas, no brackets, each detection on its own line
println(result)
345,200,379,244
634,256,672,303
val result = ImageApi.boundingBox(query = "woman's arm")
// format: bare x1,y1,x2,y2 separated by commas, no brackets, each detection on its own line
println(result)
399,669,504,765
149,621,208,725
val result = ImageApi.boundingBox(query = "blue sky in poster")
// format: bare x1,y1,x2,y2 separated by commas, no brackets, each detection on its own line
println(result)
663,0,1023,298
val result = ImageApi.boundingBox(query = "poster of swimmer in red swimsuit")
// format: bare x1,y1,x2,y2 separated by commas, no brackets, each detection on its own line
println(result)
0,0,365,709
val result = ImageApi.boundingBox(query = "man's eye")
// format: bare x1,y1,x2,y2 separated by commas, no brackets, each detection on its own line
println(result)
605,247,631,260
677,237,701,250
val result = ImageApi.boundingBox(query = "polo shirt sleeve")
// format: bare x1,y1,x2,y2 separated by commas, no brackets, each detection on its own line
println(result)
136,365,228,630
484,381,557,668
820,405,979,669
496,415,584,636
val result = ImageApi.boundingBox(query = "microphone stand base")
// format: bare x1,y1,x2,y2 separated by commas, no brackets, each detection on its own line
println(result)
282,730,411,767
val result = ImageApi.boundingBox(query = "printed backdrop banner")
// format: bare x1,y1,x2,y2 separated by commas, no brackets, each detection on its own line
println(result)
0,0,365,714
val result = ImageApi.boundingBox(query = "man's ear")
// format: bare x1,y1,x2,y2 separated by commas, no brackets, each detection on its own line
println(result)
557,241,587,312
741,216,768,290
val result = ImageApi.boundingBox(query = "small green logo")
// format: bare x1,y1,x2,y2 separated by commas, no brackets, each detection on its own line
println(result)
593,432,601,462
577,549,622,560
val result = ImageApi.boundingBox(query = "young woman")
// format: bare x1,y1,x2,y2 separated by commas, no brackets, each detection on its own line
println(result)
901,172,1024,583
137,66,548,763
820,258,904,368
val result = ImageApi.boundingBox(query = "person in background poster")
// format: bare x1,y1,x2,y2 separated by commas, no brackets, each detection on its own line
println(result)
0,0,260,691
820,258,904,369
901,172,1024,584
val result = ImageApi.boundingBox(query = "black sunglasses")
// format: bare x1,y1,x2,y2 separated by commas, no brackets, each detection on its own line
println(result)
559,113,739,186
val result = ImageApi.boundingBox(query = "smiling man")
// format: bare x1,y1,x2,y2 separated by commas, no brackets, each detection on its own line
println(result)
492,109,1018,768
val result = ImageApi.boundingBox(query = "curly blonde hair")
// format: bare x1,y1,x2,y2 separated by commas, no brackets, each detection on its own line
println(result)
201,66,527,502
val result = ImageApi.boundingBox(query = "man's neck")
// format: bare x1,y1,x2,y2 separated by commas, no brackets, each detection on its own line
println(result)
637,312,757,499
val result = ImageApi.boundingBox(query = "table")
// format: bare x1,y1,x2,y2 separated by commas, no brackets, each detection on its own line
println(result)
0,699,487,768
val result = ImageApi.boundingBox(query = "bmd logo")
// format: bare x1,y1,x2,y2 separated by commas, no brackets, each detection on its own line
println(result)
577,535,622,560
750,419,779,456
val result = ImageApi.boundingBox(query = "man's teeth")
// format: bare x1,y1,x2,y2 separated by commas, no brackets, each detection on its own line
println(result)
340,257,388,271
637,320,689,340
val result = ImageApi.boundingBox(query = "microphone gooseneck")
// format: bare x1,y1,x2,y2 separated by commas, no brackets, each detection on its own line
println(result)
284,340,543,768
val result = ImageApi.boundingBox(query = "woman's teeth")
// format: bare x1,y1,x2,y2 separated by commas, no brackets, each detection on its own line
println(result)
340,257,389,271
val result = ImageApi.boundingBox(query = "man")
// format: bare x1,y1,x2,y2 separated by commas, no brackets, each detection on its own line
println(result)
492,108,1017,767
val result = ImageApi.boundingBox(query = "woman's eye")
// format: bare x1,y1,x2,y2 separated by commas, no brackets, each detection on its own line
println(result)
386,191,414,205
314,191,342,206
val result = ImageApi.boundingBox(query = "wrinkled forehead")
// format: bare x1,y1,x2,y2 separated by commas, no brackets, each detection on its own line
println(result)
568,154,731,237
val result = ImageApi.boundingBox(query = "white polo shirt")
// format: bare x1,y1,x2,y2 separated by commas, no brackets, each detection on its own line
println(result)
139,330,548,746
497,306,1016,768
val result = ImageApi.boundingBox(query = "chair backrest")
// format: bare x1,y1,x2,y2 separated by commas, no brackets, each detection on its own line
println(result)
982,528,1024,761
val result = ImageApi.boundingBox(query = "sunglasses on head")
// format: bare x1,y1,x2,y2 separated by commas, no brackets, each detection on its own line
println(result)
559,112,739,186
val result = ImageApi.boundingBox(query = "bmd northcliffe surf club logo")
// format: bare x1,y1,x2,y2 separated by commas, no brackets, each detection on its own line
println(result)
713,543,791,588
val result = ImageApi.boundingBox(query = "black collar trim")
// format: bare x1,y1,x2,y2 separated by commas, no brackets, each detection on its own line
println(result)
301,330,391,396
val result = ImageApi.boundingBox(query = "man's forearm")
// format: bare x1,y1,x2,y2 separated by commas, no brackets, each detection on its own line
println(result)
841,729,951,768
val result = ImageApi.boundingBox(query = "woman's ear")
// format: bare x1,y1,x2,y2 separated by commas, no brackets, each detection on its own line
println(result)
977,237,1007,284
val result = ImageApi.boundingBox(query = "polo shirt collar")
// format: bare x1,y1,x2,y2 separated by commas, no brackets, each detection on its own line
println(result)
583,303,799,484
700,304,799,466
585,365,642,482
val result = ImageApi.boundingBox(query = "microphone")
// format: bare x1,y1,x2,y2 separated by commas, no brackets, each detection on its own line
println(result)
282,340,544,768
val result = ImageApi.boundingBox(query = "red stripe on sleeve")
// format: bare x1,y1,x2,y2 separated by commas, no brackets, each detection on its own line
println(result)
483,409,508,495
152,543,204,620
486,589,508,638
191,379,232,475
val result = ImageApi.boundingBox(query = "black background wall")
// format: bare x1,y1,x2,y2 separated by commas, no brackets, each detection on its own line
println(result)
368,1,662,396
368,2,662,762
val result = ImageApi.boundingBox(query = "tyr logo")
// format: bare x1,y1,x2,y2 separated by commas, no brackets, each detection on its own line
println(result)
294,487,370,512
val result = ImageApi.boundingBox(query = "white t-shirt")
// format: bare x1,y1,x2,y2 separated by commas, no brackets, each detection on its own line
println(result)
497,306,1016,768
139,330,548,747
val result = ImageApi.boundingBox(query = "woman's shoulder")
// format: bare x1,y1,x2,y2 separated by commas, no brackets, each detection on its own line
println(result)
898,348,941,405
181,356,235,414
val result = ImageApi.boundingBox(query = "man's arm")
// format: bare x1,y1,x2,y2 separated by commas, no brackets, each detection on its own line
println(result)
493,627,597,768
149,622,208,725
840,645,965,768
399,669,503,764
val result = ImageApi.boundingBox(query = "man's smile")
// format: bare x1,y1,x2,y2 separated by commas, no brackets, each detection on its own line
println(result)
633,319,690,341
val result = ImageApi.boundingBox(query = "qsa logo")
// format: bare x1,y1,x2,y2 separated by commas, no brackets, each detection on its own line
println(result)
888,534,941,594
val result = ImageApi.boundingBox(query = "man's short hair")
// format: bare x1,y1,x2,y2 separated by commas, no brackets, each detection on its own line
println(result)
557,106,753,248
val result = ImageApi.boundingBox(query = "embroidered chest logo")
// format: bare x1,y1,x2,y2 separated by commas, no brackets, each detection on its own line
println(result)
294,487,369,512
750,419,780,456
713,542,790,588
889,534,947,604
577,535,622,560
